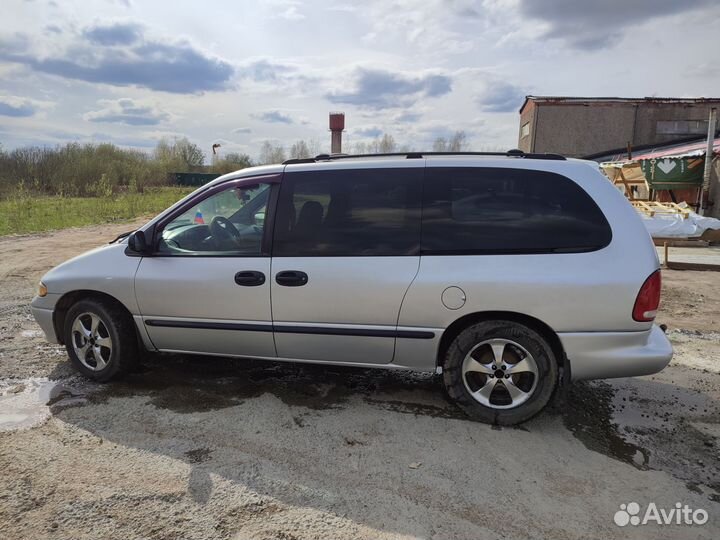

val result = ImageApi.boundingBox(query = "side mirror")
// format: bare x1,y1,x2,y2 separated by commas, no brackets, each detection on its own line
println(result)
127,230,151,254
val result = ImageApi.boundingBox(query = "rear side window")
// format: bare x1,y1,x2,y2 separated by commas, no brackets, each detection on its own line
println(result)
422,167,611,254
273,168,422,256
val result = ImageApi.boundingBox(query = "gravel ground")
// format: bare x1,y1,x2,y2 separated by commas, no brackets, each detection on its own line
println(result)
0,223,719,539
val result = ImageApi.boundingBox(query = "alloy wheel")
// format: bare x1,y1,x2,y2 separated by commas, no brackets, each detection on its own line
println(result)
461,338,539,409
70,312,113,371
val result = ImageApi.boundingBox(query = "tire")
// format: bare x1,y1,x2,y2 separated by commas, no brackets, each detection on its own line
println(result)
63,298,138,382
442,320,558,425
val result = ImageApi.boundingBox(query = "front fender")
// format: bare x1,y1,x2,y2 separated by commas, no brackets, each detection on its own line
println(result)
39,243,142,315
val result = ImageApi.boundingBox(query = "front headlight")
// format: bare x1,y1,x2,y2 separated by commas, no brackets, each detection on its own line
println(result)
38,282,48,297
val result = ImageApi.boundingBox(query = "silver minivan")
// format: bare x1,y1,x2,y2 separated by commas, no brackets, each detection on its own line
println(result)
31,151,672,424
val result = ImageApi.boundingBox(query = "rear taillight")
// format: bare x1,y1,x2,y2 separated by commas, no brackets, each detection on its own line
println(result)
633,270,661,322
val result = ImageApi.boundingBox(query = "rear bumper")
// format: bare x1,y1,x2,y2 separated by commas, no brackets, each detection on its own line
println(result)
560,325,672,381
30,305,59,344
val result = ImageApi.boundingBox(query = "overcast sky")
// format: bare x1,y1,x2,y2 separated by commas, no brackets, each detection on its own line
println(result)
1,0,719,159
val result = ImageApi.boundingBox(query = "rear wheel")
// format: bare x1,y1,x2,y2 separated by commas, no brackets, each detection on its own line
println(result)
63,299,137,382
442,321,558,425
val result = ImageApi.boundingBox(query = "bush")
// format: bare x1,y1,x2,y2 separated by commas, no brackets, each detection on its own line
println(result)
0,137,242,199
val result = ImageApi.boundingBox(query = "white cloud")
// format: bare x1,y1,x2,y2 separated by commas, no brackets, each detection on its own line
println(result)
83,98,172,125
0,95,52,117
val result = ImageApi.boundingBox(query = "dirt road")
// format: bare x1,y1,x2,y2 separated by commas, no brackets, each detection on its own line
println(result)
0,223,718,539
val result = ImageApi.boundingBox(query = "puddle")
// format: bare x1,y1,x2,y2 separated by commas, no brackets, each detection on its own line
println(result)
561,381,649,468
0,378,89,432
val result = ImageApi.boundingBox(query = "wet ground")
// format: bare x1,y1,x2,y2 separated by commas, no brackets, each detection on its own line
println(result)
0,223,719,539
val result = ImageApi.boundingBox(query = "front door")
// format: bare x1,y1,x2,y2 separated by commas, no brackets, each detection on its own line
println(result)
135,178,278,358
270,164,423,364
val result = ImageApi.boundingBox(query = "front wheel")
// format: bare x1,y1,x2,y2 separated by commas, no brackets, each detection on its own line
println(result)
64,299,137,382
442,321,558,425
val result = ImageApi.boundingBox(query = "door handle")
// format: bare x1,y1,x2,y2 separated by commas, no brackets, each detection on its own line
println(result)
275,270,308,287
234,270,265,286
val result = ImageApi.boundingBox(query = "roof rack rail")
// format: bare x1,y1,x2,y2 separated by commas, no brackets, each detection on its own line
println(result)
282,150,566,165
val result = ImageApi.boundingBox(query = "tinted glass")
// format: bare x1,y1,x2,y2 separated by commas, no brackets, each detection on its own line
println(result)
273,168,422,256
422,167,611,254
158,183,270,255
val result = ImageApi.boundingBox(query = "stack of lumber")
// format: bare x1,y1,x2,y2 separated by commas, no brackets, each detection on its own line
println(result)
631,201,690,219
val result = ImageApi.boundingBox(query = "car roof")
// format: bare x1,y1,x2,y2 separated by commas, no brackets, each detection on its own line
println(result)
206,151,597,190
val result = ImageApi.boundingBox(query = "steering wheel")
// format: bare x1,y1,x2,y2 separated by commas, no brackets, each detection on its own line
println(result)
210,216,241,246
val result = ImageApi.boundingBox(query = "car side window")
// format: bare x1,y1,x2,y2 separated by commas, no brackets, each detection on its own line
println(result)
273,168,422,256
422,167,612,254
157,183,270,255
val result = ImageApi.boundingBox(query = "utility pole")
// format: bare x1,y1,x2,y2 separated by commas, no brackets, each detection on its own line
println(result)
699,108,717,215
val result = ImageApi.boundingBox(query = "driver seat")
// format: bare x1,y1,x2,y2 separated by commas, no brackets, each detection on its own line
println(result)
294,201,324,238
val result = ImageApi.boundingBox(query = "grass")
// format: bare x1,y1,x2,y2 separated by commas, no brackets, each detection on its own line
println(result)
0,186,194,236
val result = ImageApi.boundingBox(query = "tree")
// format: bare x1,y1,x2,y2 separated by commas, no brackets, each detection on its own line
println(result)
224,152,253,168
448,130,467,152
378,133,397,153
352,141,368,155
289,140,311,159
432,131,467,152
258,141,286,165
306,138,323,156
432,137,448,152
154,137,205,171
367,133,396,153
175,138,205,169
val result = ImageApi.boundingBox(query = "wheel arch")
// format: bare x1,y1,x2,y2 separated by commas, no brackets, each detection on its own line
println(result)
437,311,567,372
53,290,137,346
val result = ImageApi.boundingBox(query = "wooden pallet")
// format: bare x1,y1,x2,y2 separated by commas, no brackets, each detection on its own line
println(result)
631,201,691,219
661,241,720,272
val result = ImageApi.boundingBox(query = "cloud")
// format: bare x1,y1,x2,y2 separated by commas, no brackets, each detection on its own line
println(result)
236,59,317,94
326,68,452,109
82,22,143,45
355,127,383,138
45,25,63,35
394,111,422,123
6,125,159,149
239,59,296,82
279,6,305,20
83,98,170,126
477,81,527,112
0,25,234,93
518,0,717,50
0,96,39,117
359,1,475,54
232,127,252,134
268,0,305,20
253,110,294,124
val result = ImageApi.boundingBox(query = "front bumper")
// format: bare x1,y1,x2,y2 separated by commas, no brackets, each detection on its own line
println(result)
30,294,60,344
560,325,672,381
30,306,58,344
